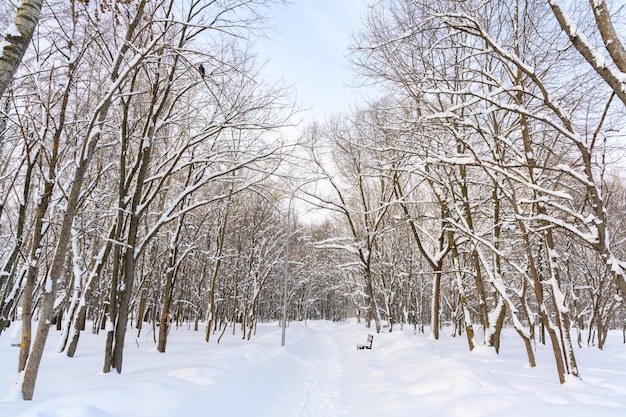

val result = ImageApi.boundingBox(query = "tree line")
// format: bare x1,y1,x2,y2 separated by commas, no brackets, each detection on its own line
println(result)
311,0,626,385
1,0,625,399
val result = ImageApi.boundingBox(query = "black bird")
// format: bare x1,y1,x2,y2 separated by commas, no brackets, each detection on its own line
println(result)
198,64,206,78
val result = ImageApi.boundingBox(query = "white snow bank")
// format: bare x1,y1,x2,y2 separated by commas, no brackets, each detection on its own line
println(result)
0,320,625,416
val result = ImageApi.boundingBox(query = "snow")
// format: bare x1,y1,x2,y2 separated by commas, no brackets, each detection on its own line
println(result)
1,320,625,416
44,278,52,294
4,23,22,38
0,40,9,54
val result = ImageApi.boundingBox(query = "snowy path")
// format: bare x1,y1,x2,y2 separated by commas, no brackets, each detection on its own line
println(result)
286,323,345,417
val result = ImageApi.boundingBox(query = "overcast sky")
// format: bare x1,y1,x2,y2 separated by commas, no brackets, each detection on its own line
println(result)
255,0,371,124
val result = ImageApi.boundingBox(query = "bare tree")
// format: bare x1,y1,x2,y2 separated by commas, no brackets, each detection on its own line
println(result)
306,117,397,334
548,0,626,300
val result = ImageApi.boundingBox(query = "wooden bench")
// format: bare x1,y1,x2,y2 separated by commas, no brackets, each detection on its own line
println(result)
357,334,373,350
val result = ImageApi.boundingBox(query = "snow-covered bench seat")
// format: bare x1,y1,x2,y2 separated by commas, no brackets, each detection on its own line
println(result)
357,334,373,350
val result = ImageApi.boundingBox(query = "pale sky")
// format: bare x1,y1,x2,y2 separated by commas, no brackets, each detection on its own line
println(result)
255,0,371,124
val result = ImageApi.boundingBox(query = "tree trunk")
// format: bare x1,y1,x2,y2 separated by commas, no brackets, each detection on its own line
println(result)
157,214,186,353
102,218,123,373
430,270,441,340
488,298,506,353
449,232,475,350
110,104,153,372
363,267,381,334
18,151,52,373
65,225,115,357
0,0,43,98
457,157,490,339
206,209,229,342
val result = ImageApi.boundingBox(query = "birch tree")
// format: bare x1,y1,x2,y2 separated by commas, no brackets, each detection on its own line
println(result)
0,0,43,98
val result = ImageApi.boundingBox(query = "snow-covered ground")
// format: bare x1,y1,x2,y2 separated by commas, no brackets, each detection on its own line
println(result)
1,320,625,417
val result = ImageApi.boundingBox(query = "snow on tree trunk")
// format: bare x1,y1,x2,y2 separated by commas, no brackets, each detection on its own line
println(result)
0,0,43,98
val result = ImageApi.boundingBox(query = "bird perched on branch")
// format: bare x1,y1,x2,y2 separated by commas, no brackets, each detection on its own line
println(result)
198,64,206,78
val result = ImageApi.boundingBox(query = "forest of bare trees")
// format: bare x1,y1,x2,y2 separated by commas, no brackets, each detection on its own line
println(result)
1,0,625,399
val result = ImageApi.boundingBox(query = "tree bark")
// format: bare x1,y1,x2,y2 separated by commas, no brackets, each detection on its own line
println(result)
157,214,186,353
0,0,43,97
449,230,475,350
206,209,229,342
590,0,626,72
